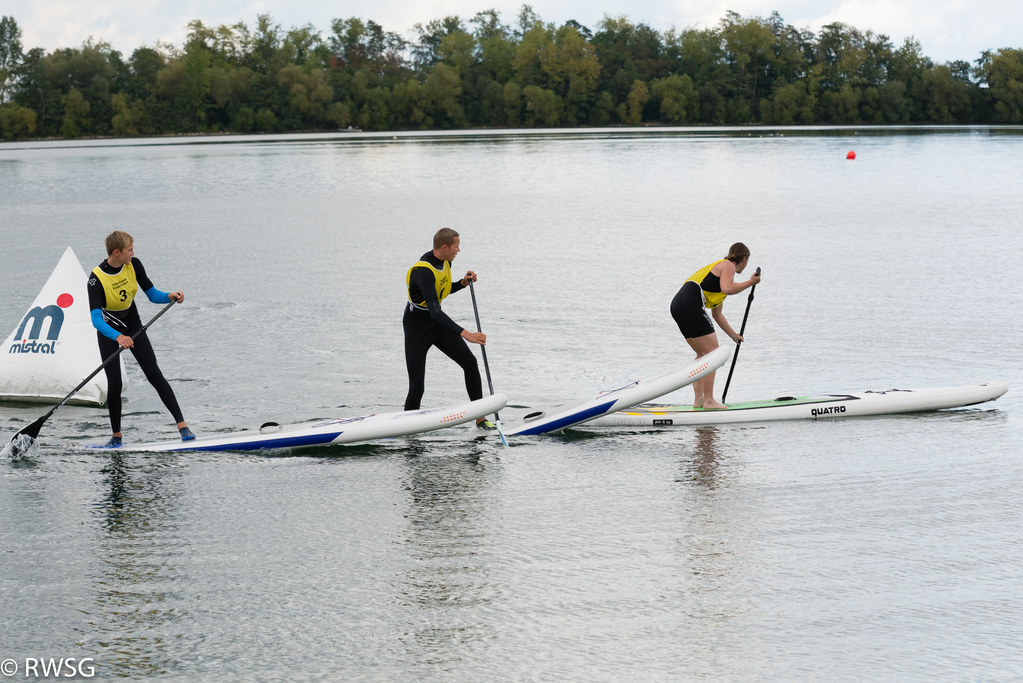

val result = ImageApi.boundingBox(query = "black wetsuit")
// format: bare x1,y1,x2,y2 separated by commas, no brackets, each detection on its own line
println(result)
88,258,184,433
403,252,483,411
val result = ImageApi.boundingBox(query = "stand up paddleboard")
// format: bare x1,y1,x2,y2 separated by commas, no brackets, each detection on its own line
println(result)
505,346,731,436
82,393,508,452
587,382,1008,427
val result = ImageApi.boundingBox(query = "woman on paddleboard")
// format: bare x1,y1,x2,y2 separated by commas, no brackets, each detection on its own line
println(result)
671,242,761,409
88,231,193,447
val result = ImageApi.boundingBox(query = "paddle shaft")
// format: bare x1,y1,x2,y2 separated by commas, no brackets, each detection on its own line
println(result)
467,281,500,420
14,300,177,440
721,267,760,404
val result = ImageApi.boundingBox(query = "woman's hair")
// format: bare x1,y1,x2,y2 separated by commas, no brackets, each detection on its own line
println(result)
105,231,134,256
725,242,750,263
433,228,460,249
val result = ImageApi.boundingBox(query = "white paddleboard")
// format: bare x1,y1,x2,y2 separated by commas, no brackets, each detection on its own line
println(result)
83,393,507,452
587,382,1008,427
505,346,731,436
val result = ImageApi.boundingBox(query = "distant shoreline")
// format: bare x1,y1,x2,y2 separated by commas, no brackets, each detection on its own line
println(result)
5,123,1022,150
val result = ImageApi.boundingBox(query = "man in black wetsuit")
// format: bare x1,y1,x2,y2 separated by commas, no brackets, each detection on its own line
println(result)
403,228,492,428
88,231,194,447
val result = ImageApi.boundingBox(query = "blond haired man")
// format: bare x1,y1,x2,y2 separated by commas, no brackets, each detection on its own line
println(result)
88,231,193,446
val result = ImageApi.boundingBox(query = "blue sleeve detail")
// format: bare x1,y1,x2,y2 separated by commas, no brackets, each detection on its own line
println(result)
91,309,122,341
144,286,171,304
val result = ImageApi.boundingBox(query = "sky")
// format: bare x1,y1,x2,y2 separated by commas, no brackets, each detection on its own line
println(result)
5,0,1022,65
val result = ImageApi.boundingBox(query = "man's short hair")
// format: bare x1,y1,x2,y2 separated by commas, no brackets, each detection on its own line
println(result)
105,231,134,256
433,228,460,250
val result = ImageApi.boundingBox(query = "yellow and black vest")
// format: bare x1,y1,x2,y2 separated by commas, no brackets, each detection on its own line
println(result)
685,259,727,309
91,262,138,311
406,259,452,308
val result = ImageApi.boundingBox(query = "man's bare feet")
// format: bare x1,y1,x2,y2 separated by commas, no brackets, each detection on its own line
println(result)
702,400,727,410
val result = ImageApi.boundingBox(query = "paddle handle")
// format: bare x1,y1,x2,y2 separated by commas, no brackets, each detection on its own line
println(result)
468,281,500,420
721,267,760,404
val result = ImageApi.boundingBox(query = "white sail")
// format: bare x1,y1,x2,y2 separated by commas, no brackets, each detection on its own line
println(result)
0,246,126,406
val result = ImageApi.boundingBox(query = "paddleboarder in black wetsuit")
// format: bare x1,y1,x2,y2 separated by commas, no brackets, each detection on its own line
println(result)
403,228,492,428
88,231,194,447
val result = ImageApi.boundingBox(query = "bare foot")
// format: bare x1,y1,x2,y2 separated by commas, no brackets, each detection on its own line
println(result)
693,400,705,409
702,400,727,410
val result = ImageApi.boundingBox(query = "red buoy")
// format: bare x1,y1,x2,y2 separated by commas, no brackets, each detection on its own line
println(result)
846,150,856,160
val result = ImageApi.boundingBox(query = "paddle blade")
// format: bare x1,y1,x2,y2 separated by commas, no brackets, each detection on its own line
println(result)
16,414,48,441
494,419,510,448
4,432,38,460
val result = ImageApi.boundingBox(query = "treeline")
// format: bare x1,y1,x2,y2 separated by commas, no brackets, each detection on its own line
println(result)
1,8,1023,140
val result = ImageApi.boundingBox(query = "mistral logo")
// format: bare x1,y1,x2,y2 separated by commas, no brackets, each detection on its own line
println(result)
8,293,74,355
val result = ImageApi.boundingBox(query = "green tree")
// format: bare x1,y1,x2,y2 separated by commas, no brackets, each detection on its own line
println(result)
591,15,664,118
474,11,516,84
180,41,212,128
650,74,697,123
232,105,255,131
760,80,815,124
513,20,555,88
522,84,562,125
923,64,971,122
503,81,523,125
623,78,649,123
328,17,407,78
887,37,933,121
60,88,90,137
278,64,337,129
664,26,730,124
247,14,282,74
127,47,166,97
0,102,36,138
391,77,432,128
720,11,775,121
253,107,276,131
412,16,465,74
283,24,323,66
110,92,150,135
425,62,464,127
0,15,22,103
979,49,1023,122
438,30,476,75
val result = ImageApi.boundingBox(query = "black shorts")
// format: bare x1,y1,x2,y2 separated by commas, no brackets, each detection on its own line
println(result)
670,281,715,339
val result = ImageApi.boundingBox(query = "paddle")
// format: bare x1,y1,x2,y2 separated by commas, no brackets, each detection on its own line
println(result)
467,280,510,447
721,266,760,404
6,300,177,457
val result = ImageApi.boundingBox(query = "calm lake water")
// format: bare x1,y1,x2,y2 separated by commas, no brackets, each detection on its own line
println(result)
1,126,1021,681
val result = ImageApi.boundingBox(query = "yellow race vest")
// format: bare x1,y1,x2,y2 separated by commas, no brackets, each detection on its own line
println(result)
685,259,727,309
92,262,138,311
406,259,452,307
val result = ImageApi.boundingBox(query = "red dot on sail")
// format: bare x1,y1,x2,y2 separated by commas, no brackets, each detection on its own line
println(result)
57,293,74,308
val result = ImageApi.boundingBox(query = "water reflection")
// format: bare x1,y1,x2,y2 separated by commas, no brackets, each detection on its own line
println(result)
684,427,723,490
82,454,187,677
396,442,501,667
674,427,759,634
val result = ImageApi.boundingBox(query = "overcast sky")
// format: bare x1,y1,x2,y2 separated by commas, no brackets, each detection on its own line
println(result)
7,0,1022,65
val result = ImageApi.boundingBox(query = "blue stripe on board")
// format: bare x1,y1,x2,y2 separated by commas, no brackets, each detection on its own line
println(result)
515,400,617,436
165,431,342,452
